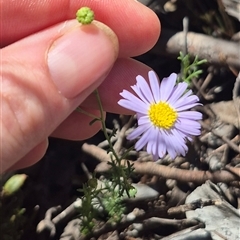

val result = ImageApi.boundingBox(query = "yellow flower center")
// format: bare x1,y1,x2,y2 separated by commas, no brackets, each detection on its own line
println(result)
148,102,178,129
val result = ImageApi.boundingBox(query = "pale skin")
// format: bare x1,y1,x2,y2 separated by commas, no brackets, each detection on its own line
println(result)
0,0,161,172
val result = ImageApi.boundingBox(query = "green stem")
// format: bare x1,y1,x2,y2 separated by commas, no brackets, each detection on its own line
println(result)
94,90,120,162
76,107,101,120
94,90,131,196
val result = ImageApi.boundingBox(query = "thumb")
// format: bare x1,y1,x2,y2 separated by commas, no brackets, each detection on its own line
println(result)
1,20,118,172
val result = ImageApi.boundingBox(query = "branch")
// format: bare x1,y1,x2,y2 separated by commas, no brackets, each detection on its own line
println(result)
152,29,240,69
82,143,239,184
80,199,217,240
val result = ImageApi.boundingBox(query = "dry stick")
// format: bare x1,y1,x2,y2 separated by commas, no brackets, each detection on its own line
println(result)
201,121,240,153
80,199,216,240
131,219,203,239
225,165,240,178
222,0,240,21
220,144,229,165
167,199,220,216
152,29,240,69
199,69,214,92
198,104,216,119
212,134,239,153
193,71,215,100
98,120,120,148
182,17,188,56
82,143,239,184
113,116,134,154
192,79,214,101
79,208,168,240
133,161,237,184
160,226,207,240
98,117,133,150
37,206,62,237
233,72,240,130
142,217,200,230
97,136,117,149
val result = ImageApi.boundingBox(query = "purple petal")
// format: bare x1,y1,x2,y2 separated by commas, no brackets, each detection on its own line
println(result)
148,71,161,102
170,128,188,155
138,115,151,125
175,95,200,109
118,99,148,114
168,82,188,106
135,75,154,103
177,118,201,129
163,131,177,159
127,123,150,140
146,127,158,155
176,102,201,112
157,130,167,158
135,127,153,150
118,90,149,112
156,130,174,158
175,120,201,135
119,90,147,105
131,85,149,104
160,73,177,101
178,111,202,120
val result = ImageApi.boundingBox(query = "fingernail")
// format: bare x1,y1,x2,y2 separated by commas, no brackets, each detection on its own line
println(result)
48,22,118,98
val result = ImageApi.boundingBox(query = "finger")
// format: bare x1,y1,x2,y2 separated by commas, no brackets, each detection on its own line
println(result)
50,58,152,141
1,0,160,57
1,20,118,172
52,58,152,141
5,139,49,172
81,57,152,113
51,109,104,140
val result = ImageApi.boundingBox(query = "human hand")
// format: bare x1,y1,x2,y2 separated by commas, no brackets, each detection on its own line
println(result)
1,0,160,172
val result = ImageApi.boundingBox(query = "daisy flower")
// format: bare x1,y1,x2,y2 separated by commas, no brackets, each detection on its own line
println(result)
118,71,202,160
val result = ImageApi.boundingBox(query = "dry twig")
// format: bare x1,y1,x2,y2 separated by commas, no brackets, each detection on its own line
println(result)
152,29,240,69
80,199,216,240
201,121,240,153
82,143,240,184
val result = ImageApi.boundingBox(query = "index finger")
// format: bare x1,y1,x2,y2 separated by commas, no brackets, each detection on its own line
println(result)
1,0,160,57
